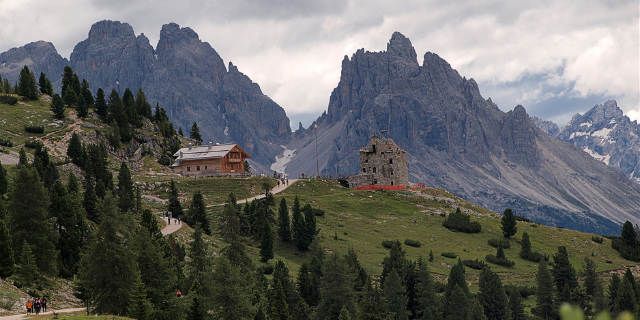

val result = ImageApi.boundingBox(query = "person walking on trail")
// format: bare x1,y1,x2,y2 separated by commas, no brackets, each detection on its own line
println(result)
41,297,47,312
26,299,33,314
34,298,41,315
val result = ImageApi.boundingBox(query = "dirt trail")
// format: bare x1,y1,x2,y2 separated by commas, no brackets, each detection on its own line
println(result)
0,307,86,320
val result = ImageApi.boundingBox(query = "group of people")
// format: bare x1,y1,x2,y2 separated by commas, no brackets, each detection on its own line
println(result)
25,297,48,315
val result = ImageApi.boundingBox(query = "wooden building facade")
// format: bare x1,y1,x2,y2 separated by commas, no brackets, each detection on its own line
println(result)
172,144,250,176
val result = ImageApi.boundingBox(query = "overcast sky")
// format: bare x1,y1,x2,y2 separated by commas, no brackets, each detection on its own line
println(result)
1,0,638,126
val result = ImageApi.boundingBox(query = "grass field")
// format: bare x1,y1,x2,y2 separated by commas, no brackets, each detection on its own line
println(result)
0,97,68,149
26,312,132,320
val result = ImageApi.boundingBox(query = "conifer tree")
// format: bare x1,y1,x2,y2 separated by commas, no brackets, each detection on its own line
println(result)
621,221,637,246
117,162,135,212
583,257,605,311
210,256,254,320
9,166,57,274
33,144,59,189
188,295,205,320
359,279,387,320
95,88,107,119
0,220,14,277
613,274,637,315
536,261,555,320
77,94,89,118
187,227,212,296
297,263,314,306
15,242,39,287
78,193,138,314
384,269,409,320
520,232,532,259
17,66,38,100
415,258,439,320
190,122,202,144
291,196,307,251
122,88,139,126
38,72,53,95
268,260,293,320
478,267,509,320
277,198,291,242
303,204,317,249
128,272,153,320
80,79,94,106
507,288,526,320
167,180,184,218
50,181,86,277
552,246,577,302
51,93,65,119
443,260,470,319
61,66,77,106
108,89,132,142
83,175,99,221
135,89,152,119
221,193,241,243
133,224,175,312
501,208,517,238
338,306,352,320
609,274,621,312
17,148,28,167
623,269,639,302
67,132,84,165
344,248,368,292
381,240,408,285
260,222,274,262
0,163,7,195
187,192,211,234
317,254,355,320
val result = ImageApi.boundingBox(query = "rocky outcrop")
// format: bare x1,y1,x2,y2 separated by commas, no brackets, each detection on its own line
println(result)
532,116,560,137
558,100,640,183
285,32,640,234
0,20,291,165
0,41,67,86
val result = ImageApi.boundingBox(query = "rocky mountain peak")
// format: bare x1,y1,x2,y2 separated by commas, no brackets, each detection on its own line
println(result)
87,20,135,40
582,100,624,124
386,32,417,62
0,40,67,87
501,105,539,167
159,22,200,43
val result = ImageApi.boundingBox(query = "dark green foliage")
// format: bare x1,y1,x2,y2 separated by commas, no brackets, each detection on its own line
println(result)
404,239,421,247
344,248,368,292
507,288,526,320
487,238,510,249
187,192,211,234
621,221,636,246
190,122,202,144
381,240,409,285
187,295,205,320
317,254,355,320
583,257,606,313
292,196,307,250
17,66,38,100
0,220,14,277
67,132,85,166
462,259,487,270
14,242,39,287
84,143,113,197
220,193,241,243
486,247,515,267
442,208,481,233
24,125,45,133
612,221,640,261
608,274,621,312
95,88,107,118
500,208,517,238
49,181,86,277
415,258,440,320
18,148,28,167
519,232,545,262
0,138,14,147
0,163,7,195
613,272,637,315
167,180,183,218
83,176,98,221
535,261,555,319
77,94,89,118
108,89,132,142
61,66,79,106
80,79,94,107
443,260,470,319
122,88,139,127
478,267,509,320
441,252,457,259
38,72,53,95
210,256,254,320
277,198,291,242
260,222,274,262
268,259,309,320
78,193,138,315
9,166,57,274
303,203,317,249
359,280,387,320
384,269,409,320
552,246,577,302
117,162,135,212
135,89,152,119
0,95,18,105
33,144,59,189
591,235,604,244
128,272,153,320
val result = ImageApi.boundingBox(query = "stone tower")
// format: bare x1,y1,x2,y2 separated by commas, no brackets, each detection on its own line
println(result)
348,136,409,187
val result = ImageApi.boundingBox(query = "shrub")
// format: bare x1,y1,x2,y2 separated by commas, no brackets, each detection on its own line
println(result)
442,208,481,233
486,254,515,267
504,285,535,298
381,240,395,249
0,95,18,105
441,252,457,259
591,236,604,244
404,239,422,248
521,251,546,263
259,264,274,275
488,238,511,249
462,259,486,270
0,138,13,147
611,238,640,262
24,125,44,134
24,140,43,149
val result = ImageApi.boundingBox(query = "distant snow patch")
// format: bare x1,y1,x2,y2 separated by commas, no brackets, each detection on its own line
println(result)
592,127,612,139
270,145,296,174
579,121,592,128
569,131,589,139
582,147,611,165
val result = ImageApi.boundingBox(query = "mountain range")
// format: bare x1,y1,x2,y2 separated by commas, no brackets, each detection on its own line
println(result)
1,21,639,234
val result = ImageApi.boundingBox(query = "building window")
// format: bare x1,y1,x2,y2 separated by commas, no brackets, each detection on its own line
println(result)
364,159,368,163
197,166,200,171
373,167,377,173
389,159,393,164
362,168,366,173
187,166,191,172
205,166,208,170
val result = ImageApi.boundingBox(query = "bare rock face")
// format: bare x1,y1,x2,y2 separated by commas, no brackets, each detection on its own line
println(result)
558,100,640,183
0,20,291,165
286,32,640,234
532,116,560,137
0,41,67,86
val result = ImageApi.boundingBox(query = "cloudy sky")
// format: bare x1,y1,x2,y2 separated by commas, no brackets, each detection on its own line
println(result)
1,0,638,126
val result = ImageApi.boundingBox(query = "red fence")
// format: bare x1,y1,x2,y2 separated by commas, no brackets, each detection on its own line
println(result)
353,184,407,191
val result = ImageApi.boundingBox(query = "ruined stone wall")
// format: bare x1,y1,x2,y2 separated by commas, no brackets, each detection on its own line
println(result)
349,137,409,187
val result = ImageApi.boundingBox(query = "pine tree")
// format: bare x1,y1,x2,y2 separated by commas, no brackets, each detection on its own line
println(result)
338,306,352,320
50,181,86,277
77,94,89,118
536,261,555,320
128,271,153,320
133,224,175,311
478,267,509,320
303,204,317,249
609,274,621,312
190,122,202,144
277,198,291,242
51,93,65,119
61,66,76,106
187,192,211,234
9,166,57,274
17,66,38,100
621,221,637,246
291,196,307,251
78,193,138,315
583,257,604,311
381,240,408,285
122,88,139,127
415,258,439,320
108,89,132,142
117,162,135,212
613,274,637,315
80,79,94,106
520,232,532,259
210,256,254,320
359,279,387,320
500,208,517,238
221,193,241,243
95,88,107,119
552,246,577,303
38,72,53,95
317,254,355,320
15,242,39,287
507,288,526,320
33,144,59,189
135,89,152,119
17,148,28,167
384,269,409,320
187,295,206,320
623,269,639,302
260,222,274,262
297,263,314,306
0,220,15,277
167,180,184,218
0,163,7,195
445,285,469,320
83,175,99,221
67,132,84,166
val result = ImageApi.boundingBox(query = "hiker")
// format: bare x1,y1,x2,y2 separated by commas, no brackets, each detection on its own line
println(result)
41,297,47,312
176,289,182,297
26,299,33,314
34,298,41,315
168,216,171,225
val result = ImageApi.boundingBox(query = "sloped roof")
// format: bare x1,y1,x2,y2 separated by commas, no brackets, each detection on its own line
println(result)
172,144,249,162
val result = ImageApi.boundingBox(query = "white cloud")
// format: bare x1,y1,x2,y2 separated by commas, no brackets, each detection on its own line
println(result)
0,0,637,123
